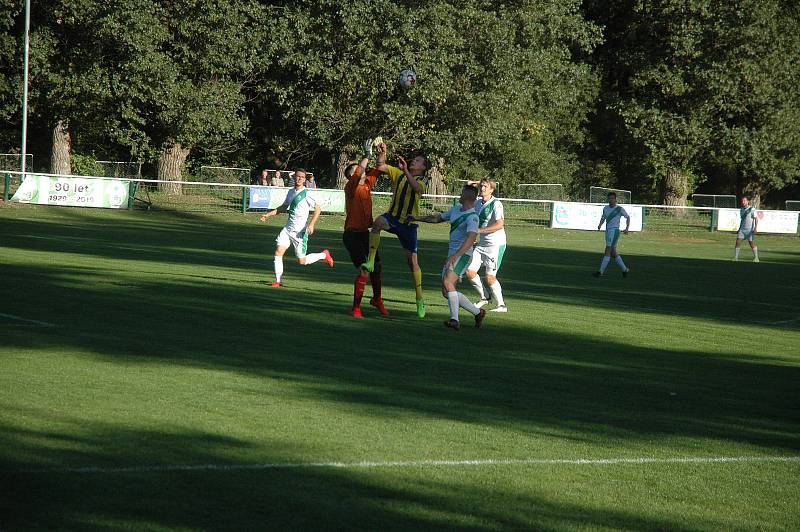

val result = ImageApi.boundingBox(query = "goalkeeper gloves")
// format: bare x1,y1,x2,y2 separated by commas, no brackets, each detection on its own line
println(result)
363,138,375,159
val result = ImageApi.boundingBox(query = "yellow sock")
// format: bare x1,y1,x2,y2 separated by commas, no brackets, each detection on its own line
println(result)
412,269,423,300
367,232,381,263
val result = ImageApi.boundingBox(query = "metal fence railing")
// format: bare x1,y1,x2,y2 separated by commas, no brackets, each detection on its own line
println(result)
3,171,798,235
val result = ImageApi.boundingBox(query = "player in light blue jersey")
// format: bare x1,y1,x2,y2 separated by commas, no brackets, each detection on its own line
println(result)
593,191,631,278
409,184,487,331
734,194,759,262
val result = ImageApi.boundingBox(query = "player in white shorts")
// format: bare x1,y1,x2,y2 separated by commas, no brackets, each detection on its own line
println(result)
734,194,759,262
465,178,508,312
259,168,334,286
593,191,631,278
408,184,486,331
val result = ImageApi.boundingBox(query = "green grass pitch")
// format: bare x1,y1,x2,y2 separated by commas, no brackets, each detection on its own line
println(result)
1,204,799,530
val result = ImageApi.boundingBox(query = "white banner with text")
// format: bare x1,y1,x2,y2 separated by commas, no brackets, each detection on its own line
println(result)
550,202,644,232
11,174,130,209
716,208,798,234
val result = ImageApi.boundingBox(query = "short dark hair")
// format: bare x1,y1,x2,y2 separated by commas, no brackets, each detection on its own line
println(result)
742,194,751,201
462,184,479,200
345,163,359,178
607,191,617,198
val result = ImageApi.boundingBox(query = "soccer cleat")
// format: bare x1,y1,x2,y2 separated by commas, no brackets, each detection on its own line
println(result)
622,269,629,278
360,260,375,273
475,298,490,308
490,305,508,313
323,249,335,267
271,281,283,287
351,307,364,319
753,258,760,263
416,298,426,319
592,271,601,278
474,308,487,328
370,298,389,316
444,319,460,331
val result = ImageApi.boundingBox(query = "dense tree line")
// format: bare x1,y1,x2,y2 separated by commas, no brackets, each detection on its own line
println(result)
0,0,798,205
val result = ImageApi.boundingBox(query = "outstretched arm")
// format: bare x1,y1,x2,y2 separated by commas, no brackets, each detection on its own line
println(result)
260,200,290,221
408,213,444,224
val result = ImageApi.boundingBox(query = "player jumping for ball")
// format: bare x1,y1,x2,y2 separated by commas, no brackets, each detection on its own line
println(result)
734,194,759,262
361,144,431,319
342,139,389,318
593,191,631,278
260,168,334,286
409,184,487,331
465,178,508,312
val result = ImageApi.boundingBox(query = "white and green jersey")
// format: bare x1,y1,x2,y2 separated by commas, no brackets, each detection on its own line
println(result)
441,205,479,256
738,206,757,233
282,187,317,233
601,204,630,230
475,197,507,247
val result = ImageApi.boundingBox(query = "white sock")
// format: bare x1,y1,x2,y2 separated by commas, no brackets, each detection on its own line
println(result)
468,276,486,299
274,256,284,283
488,281,505,307
599,256,611,273
304,252,325,265
615,255,628,272
458,292,480,315
753,247,758,259
447,291,460,321
734,247,741,259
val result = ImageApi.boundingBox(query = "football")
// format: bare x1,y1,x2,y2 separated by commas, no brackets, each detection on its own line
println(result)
398,68,417,89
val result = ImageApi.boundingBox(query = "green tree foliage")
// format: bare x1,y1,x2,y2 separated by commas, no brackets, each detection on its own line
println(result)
18,0,263,182
0,0,23,148
585,0,800,205
258,0,600,189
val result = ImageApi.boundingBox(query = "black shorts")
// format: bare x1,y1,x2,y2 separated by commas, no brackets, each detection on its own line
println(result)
343,230,381,268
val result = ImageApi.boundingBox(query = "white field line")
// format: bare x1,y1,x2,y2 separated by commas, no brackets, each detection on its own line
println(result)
0,312,56,327
12,455,800,475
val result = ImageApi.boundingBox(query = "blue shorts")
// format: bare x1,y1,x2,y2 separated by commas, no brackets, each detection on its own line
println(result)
381,213,419,253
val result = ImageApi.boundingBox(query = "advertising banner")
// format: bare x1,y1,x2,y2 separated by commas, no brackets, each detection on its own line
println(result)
12,174,130,209
716,208,798,234
248,187,345,213
550,202,644,232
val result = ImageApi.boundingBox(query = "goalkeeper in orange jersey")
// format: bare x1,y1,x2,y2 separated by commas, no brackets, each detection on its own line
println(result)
342,139,389,318
360,142,431,319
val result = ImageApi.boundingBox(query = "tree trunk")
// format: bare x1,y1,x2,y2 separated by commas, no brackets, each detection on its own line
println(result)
51,119,71,175
661,167,687,206
335,149,351,189
157,142,190,195
428,157,447,196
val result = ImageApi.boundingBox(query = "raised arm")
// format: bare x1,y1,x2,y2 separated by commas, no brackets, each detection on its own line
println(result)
397,156,423,194
373,141,389,173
